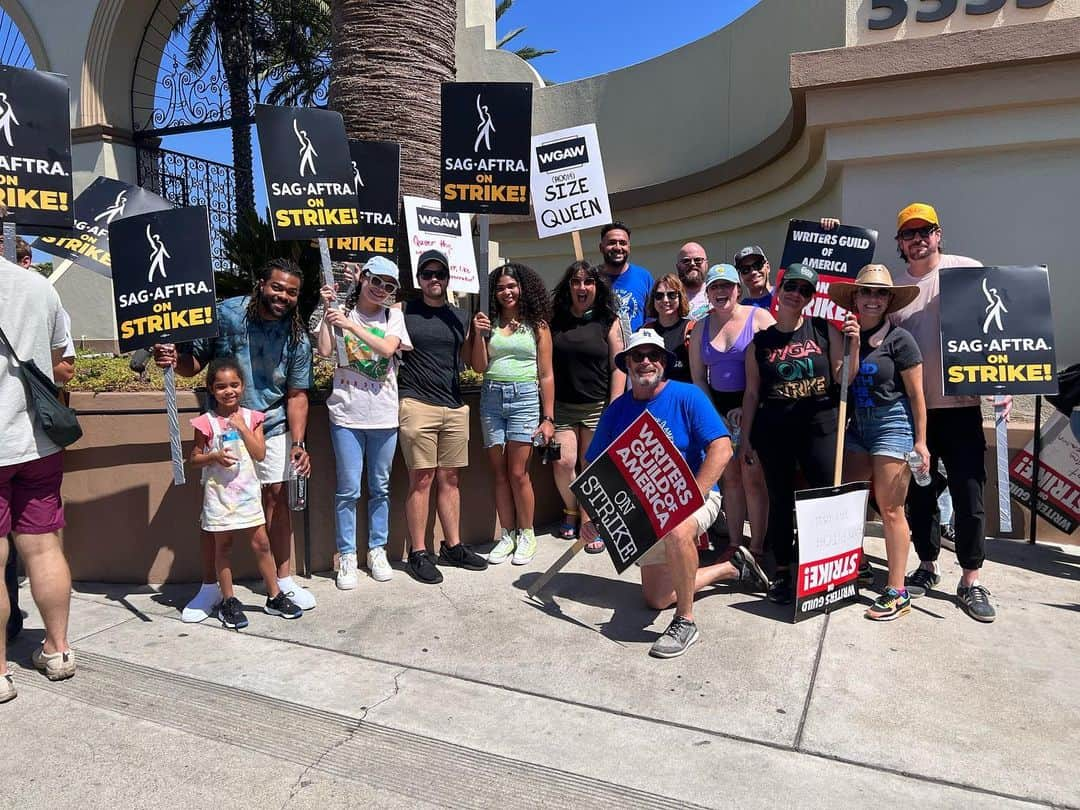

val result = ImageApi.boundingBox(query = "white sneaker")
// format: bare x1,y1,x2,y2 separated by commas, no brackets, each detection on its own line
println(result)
367,547,394,582
336,553,359,590
181,583,222,623
487,530,516,565
277,577,317,610
511,529,537,565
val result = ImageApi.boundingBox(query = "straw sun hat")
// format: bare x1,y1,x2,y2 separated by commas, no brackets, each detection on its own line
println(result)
828,264,919,314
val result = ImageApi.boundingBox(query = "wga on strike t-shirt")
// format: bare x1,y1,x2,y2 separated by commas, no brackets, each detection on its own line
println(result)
327,306,412,429
753,316,837,414
850,322,922,408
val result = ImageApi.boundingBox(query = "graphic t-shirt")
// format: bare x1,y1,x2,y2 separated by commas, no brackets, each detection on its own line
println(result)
398,299,468,409
187,296,313,439
327,306,412,429
687,289,711,322
753,317,836,414
587,381,728,476
606,263,654,333
890,254,982,410
850,323,922,408
644,317,692,383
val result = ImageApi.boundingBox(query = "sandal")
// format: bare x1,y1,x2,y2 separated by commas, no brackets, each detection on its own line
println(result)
584,537,606,554
558,508,579,540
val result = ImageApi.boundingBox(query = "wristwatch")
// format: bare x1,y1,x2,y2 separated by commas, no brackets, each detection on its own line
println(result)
291,440,306,449
540,416,555,425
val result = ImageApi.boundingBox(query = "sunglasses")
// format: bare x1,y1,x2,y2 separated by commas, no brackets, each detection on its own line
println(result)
782,280,815,297
365,273,399,294
897,224,937,241
628,349,666,364
737,260,765,274
419,269,449,281
677,257,707,267
653,291,680,301
856,287,891,298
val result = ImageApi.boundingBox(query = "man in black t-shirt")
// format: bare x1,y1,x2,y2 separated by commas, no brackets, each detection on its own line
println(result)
398,250,487,584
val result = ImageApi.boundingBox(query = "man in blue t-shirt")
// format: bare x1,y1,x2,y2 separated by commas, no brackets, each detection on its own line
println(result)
598,221,654,336
734,245,774,310
155,258,316,622
582,330,769,659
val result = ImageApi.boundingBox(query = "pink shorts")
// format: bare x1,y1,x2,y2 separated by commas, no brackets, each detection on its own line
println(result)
0,451,65,536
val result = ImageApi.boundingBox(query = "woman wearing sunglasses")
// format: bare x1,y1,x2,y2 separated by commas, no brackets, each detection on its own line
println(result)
469,263,555,566
643,273,693,383
548,261,625,546
829,265,928,621
317,256,411,590
741,263,859,604
689,264,775,563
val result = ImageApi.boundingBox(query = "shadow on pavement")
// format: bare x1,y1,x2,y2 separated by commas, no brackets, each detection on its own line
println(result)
987,538,1079,582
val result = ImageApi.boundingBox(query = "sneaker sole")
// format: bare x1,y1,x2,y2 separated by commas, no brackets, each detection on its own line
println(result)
437,553,488,571
649,631,700,659
406,566,444,585
368,570,394,582
220,616,249,629
336,579,359,590
34,664,75,681
0,690,15,703
511,553,536,565
865,605,911,621
486,554,511,565
265,607,303,619
958,602,996,623
735,546,770,590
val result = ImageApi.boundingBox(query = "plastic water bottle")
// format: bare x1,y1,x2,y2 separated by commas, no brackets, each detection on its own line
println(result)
288,461,308,511
906,450,931,487
220,428,242,462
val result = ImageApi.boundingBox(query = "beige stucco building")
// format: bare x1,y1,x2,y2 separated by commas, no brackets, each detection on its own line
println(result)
5,0,1079,363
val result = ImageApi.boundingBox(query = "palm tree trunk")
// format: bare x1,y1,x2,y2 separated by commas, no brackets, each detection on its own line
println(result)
328,0,456,201
216,0,256,218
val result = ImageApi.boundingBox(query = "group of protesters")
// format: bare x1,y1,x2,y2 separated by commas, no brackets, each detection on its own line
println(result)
0,199,1002,703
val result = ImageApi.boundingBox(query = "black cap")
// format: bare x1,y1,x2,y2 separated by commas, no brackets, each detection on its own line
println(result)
417,248,450,274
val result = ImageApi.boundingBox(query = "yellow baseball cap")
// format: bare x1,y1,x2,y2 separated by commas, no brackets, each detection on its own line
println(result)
896,203,939,231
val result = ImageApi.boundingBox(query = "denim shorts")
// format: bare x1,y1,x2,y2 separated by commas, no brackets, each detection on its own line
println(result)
846,399,914,460
480,379,540,447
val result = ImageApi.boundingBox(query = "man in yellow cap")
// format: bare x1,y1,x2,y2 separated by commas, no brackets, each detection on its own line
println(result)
888,203,997,622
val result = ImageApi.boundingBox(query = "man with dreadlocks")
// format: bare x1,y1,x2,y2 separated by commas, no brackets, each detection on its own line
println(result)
154,257,316,621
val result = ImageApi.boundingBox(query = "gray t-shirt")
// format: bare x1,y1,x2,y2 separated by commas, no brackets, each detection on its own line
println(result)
0,257,69,465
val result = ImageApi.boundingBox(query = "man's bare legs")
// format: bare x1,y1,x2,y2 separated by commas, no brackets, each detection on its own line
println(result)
434,468,463,548
406,468,437,553
0,533,73,667
262,482,292,580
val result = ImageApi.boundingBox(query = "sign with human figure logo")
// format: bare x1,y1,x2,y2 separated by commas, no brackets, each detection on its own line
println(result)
440,82,532,215
255,104,359,240
529,123,612,239
327,139,400,264
34,176,173,277
0,65,73,232
793,482,869,623
109,206,219,353
939,265,1058,396
402,196,479,293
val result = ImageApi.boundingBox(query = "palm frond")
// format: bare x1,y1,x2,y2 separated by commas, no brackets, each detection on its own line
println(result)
497,26,527,49
514,46,556,61
495,0,513,21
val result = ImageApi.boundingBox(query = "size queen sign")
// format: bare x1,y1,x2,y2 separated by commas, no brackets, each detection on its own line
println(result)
868,0,1054,30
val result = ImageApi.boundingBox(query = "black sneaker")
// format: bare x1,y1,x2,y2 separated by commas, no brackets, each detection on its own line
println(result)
904,565,940,598
940,524,956,552
767,572,793,605
438,542,488,571
407,550,444,584
733,545,769,592
957,583,996,623
265,592,302,619
218,596,249,629
857,559,874,587
649,616,700,659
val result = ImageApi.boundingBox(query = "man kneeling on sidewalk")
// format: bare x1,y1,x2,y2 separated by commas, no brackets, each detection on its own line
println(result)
579,330,769,659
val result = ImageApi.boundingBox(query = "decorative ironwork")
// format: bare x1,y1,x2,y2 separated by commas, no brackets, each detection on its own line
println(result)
137,146,237,273
0,8,35,69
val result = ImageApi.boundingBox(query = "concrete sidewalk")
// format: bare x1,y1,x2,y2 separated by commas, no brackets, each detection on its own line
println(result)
2,532,1078,809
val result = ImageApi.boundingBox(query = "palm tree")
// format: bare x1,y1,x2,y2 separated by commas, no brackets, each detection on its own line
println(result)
328,0,456,201
495,0,556,64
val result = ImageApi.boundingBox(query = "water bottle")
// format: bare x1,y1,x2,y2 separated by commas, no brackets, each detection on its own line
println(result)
288,457,308,511
729,423,741,450
906,450,931,487
220,428,242,463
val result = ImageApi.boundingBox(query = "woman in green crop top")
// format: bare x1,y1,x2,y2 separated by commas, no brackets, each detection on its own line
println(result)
468,264,554,566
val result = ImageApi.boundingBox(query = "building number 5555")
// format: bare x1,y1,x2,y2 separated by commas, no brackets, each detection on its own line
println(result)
869,0,1054,30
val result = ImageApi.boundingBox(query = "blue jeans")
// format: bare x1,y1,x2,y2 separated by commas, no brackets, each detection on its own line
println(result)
330,424,398,556
480,379,539,447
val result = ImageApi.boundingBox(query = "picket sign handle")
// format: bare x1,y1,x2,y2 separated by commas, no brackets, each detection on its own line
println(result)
317,238,349,368
995,395,1012,533
2,220,15,263
164,365,185,485
527,537,587,599
477,214,490,338
833,334,854,486
571,230,584,262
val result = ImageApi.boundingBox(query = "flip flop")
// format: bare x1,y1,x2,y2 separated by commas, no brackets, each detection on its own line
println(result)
558,509,579,540
584,537,606,554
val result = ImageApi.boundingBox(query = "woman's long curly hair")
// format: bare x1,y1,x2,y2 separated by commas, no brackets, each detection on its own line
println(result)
245,257,306,345
549,260,619,331
488,263,551,334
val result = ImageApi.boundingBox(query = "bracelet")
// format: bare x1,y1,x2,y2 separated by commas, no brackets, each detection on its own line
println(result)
540,416,555,424
291,440,306,449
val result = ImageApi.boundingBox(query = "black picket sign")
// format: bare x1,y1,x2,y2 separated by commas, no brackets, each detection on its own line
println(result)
0,65,73,233
327,139,400,264
109,206,219,353
34,176,172,277
440,82,532,215
255,104,359,240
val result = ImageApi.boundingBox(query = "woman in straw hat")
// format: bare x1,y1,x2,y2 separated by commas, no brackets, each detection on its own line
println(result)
829,264,929,621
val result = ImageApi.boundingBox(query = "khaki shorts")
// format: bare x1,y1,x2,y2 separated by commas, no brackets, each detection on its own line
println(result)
254,432,291,485
398,398,470,469
636,491,724,567
554,399,605,432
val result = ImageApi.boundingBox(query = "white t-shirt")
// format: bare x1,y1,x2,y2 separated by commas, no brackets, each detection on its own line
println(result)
890,253,983,411
326,306,412,429
0,257,69,465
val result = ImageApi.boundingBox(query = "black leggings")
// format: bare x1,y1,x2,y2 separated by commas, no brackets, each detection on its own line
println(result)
752,407,838,569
